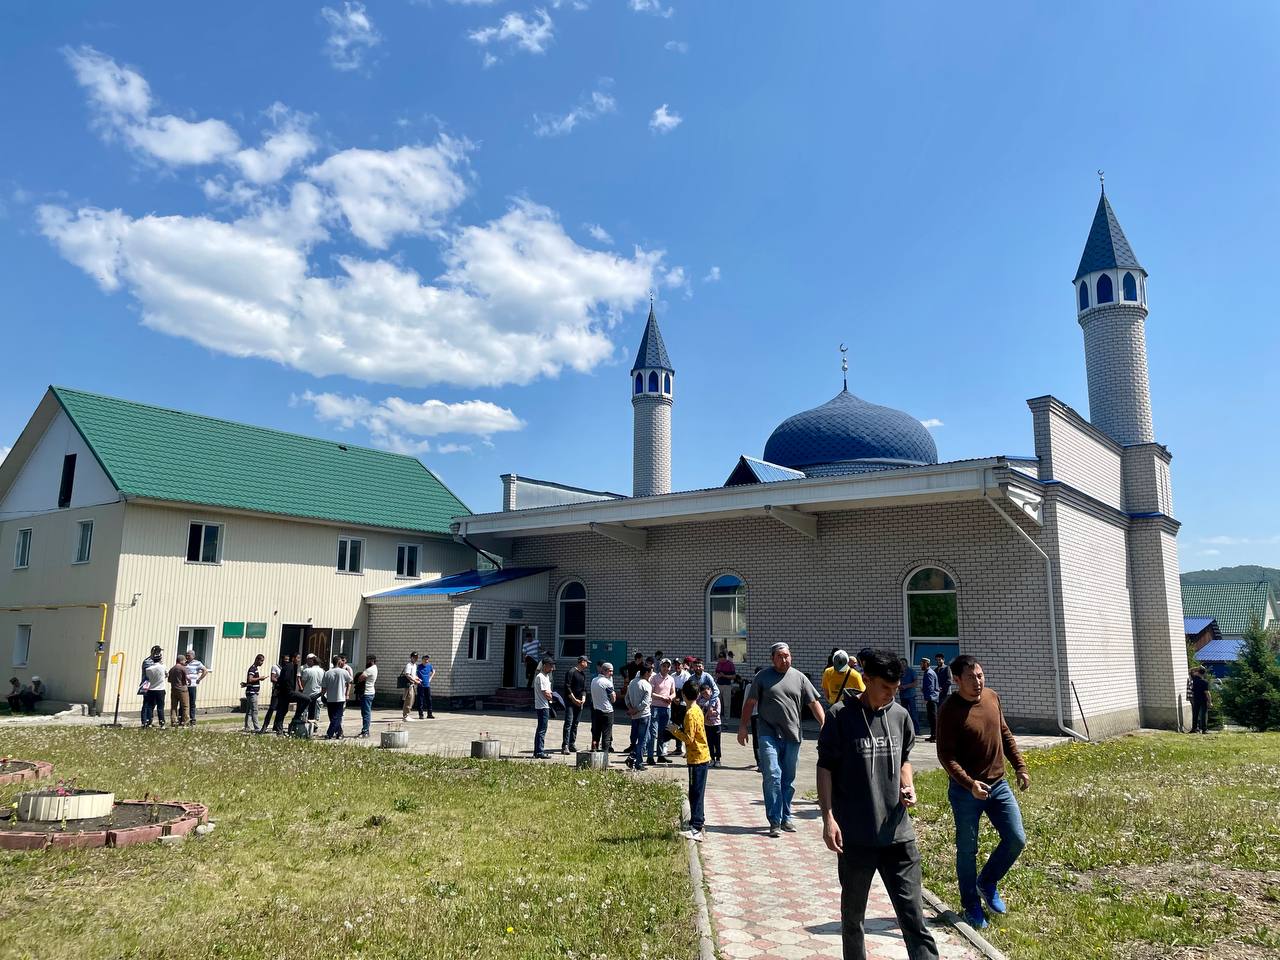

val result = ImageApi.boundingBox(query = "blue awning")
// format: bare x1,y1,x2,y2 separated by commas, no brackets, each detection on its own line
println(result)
367,566,553,599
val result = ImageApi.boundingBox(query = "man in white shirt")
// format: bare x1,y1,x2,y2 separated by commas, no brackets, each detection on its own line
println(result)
290,653,326,735
401,653,420,722
321,654,355,739
625,664,654,771
184,648,210,724
532,657,555,759
356,655,378,738
590,663,617,753
142,655,168,728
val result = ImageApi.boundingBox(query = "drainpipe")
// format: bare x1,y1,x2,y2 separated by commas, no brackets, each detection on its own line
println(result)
455,532,503,571
984,492,1089,743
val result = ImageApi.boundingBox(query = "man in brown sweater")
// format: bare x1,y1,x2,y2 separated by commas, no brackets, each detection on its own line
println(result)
935,654,1030,930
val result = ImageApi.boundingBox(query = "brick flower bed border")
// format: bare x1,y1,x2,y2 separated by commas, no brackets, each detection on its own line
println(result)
0,800,208,851
0,760,53,786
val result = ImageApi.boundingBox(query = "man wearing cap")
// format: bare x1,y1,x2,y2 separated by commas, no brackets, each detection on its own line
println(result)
823,649,865,707
738,642,825,837
589,662,616,753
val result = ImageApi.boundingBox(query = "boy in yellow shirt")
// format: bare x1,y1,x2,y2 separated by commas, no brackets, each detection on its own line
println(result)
822,649,865,706
667,679,710,842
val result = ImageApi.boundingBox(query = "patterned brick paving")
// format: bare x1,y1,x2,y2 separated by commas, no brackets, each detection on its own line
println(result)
698,790,977,960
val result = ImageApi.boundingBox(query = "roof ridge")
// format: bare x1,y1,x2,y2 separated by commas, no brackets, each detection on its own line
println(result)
51,385,425,464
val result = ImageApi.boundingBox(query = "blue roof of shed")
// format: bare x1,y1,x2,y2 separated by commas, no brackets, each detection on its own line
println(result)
368,566,552,598
1184,617,1217,635
1196,638,1244,662
1075,191,1144,282
631,303,673,372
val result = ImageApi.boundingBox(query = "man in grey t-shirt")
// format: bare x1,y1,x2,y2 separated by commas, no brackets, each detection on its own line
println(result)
289,653,326,734
737,642,826,836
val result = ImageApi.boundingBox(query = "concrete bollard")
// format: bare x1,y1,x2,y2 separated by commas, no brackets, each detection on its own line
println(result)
576,751,609,770
380,730,409,749
471,739,502,760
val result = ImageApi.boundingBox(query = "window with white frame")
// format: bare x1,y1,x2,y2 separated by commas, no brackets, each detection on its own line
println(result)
905,567,959,652
557,581,587,658
396,543,420,578
186,522,222,564
13,625,31,667
331,629,359,662
74,520,94,564
467,623,490,661
177,626,213,667
708,573,748,663
336,536,364,574
14,528,32,569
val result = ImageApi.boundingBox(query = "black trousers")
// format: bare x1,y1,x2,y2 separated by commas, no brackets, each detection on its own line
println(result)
416,685,434,718
1192,698,1209,733
263,688,284,731
561,702,582,751
591,710,613,753
837,842,939,960
925,700,938,738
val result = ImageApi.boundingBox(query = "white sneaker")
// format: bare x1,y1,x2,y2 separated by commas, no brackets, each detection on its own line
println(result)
403,716,418,722
679,829,697,840
690,830,703,843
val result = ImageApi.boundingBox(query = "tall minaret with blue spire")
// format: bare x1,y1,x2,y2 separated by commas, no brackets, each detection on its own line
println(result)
1074,174,1154,445
630,300,674,497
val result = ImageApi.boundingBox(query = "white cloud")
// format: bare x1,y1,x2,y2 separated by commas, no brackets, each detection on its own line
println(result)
534,84,616,137
585,223,612,244
301,390,523,452
1200,534,1280,546
64,46,241,166
631,0,674,16
703,265,720,282
649,104,682,134
321,2,382,71
1200,548,1221,557
233,105,317,184
920,418,944,429
469,8,554,59
663,266,685,287
664,40,688,53
435,442,472,454
306,138,471,249
39,198,662,389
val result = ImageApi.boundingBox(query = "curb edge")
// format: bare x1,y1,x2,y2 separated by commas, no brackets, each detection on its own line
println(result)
921,886,1008,960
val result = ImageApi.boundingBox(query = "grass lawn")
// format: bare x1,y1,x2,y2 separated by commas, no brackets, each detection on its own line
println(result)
912,730,1280,960
0,727,698,960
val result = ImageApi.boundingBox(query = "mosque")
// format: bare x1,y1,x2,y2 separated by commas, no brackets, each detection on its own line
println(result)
369,187,1186,737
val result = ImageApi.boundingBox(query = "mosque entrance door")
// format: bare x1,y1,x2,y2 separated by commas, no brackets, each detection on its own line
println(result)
502,625,521,687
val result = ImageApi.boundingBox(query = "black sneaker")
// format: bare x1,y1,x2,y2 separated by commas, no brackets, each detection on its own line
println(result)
656,756,674,764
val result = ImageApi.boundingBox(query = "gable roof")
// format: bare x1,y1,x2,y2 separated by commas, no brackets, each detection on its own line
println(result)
724,455,807,486
366,566,553,599
1075,191,1144,282
631,303,673,372
1181,581,1276,637
1183,616,1219,637
1195,637,1244,663
49,386,469,535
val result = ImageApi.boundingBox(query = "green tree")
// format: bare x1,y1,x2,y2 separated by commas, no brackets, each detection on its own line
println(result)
1219,615,1280,731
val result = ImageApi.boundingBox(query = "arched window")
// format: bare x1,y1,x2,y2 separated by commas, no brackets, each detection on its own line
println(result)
905,566,958,663
634,373,643,394
663,373,671,394
648,371,659,392
708,573,747,664
1078,281,1090,311
1122,272,1137,301
557,581,587,658
1096,273,1114,303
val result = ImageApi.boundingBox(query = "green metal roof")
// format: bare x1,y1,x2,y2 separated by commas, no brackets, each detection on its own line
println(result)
1181,581,1276,637
52,386,470,535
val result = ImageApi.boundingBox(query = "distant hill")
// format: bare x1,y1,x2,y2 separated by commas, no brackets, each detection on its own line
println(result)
1181,565,1280,596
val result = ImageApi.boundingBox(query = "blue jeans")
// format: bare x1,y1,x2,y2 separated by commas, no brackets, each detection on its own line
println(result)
899,694,917,731
534,708,549,756
758,733,800,826
325,701,345,739
630,714,651,769
647,705,670,761
687,762,709,830
948,778,1027,910
360,695,374,736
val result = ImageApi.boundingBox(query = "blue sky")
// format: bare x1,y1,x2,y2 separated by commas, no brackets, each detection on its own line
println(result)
1,2,1277,570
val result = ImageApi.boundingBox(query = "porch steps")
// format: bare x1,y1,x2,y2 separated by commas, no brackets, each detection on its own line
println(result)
490,687,534,710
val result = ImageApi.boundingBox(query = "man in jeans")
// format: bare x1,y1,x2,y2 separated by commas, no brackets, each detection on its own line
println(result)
738,642,826,837
356,655,378,738
625,663,653,771
919,657,939,743
818,649,939,960
648,658,676,765
590,662,616,753
244,654,266,732
936,654,1030,929
321,654,354,739
532,657,555,759
561,656,589,754
1189,666,1211,733
184,648,210,724
415,654,435,719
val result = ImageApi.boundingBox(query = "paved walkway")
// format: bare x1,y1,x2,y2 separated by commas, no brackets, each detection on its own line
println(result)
700,790,978,960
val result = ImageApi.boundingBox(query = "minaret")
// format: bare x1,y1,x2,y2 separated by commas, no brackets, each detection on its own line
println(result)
631,300,674,497
1074,175,1154,445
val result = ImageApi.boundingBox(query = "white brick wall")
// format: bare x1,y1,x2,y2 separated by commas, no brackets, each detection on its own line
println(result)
632,394,672,497
1079,302,1155,445
1030,398,1124,509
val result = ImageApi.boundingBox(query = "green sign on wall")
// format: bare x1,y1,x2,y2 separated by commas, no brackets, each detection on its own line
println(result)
222,621,245,638
246,622,268,639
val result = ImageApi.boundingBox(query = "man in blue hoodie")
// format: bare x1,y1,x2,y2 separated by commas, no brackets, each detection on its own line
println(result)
817,649,938,960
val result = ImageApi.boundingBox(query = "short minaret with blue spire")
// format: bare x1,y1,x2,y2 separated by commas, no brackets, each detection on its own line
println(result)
630,300,674,497
1074,175,1154,445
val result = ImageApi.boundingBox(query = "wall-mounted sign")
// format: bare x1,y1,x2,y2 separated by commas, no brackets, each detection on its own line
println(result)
222,621,246,638
508,608,524,619
246,622,268,639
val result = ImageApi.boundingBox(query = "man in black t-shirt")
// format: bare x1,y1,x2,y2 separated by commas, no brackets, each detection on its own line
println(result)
561,656,589,754
271,654,300,736
1190,666,1211,734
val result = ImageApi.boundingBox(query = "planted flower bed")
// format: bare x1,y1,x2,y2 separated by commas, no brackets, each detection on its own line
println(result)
0,757,53,786
0,792,208,851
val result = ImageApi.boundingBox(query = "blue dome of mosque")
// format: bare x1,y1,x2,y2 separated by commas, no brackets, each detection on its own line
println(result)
762,389,939,476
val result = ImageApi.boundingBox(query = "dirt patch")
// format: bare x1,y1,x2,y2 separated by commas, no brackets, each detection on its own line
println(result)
0,802,186,834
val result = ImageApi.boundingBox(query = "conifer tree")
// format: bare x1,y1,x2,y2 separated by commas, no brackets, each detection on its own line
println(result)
1219,615,1280,731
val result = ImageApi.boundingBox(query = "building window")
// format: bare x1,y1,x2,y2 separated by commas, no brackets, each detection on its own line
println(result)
58,454,77,509
648,371,659,392
73,520,94,564
1096,272,1114,303
708,573,748,664
905,566,958,660
337,536,364,574
331,629,359,662
396,544,420,578
557,581,587,658
664,373,672,394
13,625,31,667
1078,281,1089,311
14,528,32,569
1122,271,1138,301
634,373,643,394
186,522,222,564
177,626,213,667
467,623,491,662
